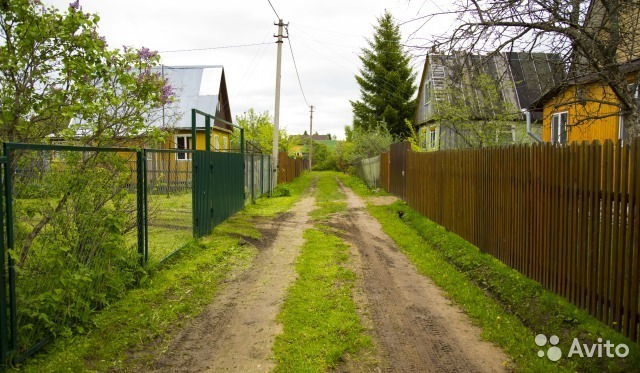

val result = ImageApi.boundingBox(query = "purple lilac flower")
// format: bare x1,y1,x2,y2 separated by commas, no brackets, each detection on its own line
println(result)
137,47,158,60
160,82,175,105
69,0,80,10
98,36,107,46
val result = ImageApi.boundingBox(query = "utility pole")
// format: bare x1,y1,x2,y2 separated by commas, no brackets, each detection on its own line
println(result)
272,19,288,189
308,105,314,170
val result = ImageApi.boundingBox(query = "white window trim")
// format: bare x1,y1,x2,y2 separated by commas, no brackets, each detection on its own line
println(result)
175,134,192,161
429,127,438,150
551,112,568,144
213,134,220,151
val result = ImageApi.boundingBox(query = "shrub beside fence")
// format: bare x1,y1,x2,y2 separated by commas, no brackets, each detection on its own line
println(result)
382,139,639,342
0,141,279,364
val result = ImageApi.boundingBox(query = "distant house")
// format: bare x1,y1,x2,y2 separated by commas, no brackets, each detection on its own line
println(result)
152,65,234,157
528,1,640,144
413,52,563,150
288,134,335,157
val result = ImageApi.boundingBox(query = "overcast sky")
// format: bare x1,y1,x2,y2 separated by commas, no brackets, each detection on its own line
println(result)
42,0,455,139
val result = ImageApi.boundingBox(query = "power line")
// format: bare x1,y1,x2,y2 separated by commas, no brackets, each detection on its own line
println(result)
286,30,310,108
267,0,280,19
159,42,272,54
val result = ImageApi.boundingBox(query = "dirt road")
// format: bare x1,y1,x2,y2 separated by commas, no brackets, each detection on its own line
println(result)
152,194,315,372
151,178,509,372
330,182,510,372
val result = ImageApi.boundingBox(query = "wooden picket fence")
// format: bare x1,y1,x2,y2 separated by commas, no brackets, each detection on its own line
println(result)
382,139,640,341
277,152,308,184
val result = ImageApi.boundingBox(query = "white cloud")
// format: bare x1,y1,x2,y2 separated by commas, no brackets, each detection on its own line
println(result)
42,0,452,140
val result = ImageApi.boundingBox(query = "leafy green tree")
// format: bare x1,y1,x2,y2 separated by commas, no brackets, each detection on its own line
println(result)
434,72,521,148
0,0,175,347
0,0,173,146
232,108,290,154
344,124,393,165
351,11,417,139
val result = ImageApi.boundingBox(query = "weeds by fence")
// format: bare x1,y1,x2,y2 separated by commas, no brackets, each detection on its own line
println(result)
378,139,640,342
0,141,284,364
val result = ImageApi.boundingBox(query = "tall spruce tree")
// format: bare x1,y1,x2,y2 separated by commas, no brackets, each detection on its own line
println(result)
351,11,416,139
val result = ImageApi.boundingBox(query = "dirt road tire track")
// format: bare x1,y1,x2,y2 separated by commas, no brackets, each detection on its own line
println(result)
151,193,315,372
333,181,510,373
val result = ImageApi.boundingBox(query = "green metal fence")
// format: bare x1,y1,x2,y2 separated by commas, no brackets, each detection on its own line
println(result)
244,153,272,204
0,139,271,365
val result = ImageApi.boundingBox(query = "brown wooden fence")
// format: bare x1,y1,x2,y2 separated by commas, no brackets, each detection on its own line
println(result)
389,141,410,200
277,152,309,184
384,139,640,341
380,151,390,191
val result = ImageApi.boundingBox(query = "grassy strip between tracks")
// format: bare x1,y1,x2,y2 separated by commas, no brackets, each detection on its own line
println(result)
273,172,372,372
341,172,639,372
12,173,315,372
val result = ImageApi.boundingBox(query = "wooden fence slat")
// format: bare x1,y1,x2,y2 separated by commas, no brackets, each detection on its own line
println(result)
377,140,639,342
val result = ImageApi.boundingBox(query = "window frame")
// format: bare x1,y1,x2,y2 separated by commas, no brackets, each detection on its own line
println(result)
175,134,192,161
551,112,568,144
429,127,437,150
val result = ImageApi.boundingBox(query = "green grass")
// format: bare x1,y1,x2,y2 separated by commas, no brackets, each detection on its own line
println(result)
272,228,372,372
12,173,316,371
335,172,387,197
13,235,255,372
242,172,315,218
273,172,373,371
367,200,640,372
310,171,347,219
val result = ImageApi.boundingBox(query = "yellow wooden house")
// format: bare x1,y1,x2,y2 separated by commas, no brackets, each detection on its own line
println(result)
531,60,640,143
529,0,640,143
151,65,234,155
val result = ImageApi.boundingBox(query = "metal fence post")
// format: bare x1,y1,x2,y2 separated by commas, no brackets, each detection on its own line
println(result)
2,145,16,356
136,150,145,266
260,155,264,196
0,155,8,364
268,156,272,195
143,149,149,264
251,153,254,201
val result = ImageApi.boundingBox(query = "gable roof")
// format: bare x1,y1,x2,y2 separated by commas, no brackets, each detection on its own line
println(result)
413,51,564,125
529,57,640,110
152,65,233,131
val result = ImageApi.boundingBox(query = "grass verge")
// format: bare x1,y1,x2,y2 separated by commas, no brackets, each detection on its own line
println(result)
273,172,373,371
13,235,255,372
12,173,315,371
368,200,640,372
272,228,371,371
243,171,315,218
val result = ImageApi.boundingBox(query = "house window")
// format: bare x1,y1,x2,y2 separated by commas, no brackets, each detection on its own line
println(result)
429,127,437,150
175,135,192,160
213,134,220,151
497,125,515,144
551,112,568,144
222,136,228,151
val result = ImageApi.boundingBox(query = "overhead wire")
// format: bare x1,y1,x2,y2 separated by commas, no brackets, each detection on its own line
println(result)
267,0,281,19
159,42,272,54
285,26,311,108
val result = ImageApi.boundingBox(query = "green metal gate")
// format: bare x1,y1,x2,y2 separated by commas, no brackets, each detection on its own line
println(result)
193,151,245,237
